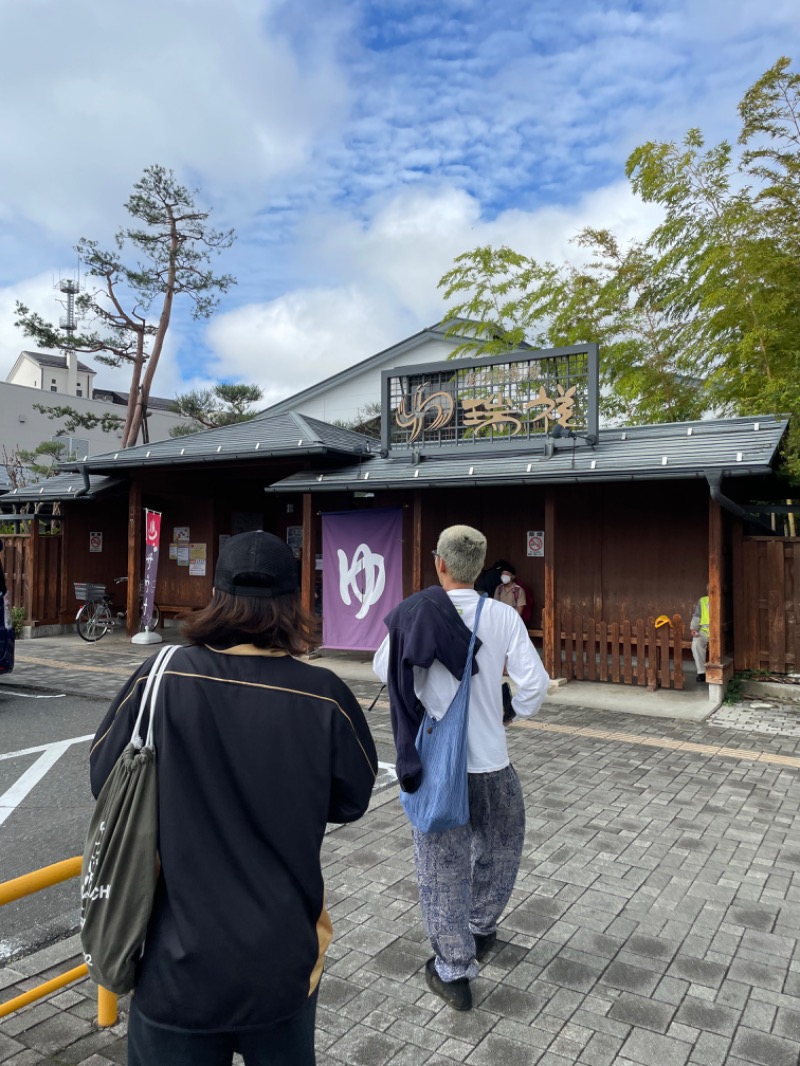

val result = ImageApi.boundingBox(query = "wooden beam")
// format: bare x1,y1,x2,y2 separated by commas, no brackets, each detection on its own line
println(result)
708,497,723,666
301,493,314,616
127,480,142,637
412,491,423,593
544,488,557,677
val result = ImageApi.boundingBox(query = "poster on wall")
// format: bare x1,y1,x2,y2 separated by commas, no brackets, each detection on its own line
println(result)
286,526,303,559
189,543,207,576
89,532,103,553
174,526,190,543
321,509,403,651
526,530,545,558
176,545,190,567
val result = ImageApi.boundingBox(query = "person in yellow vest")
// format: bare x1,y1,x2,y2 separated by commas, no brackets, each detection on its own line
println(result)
690,589,710,683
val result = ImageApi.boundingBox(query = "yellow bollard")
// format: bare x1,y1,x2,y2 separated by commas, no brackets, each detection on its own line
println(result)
0,964,88,1020
97,985,118,1027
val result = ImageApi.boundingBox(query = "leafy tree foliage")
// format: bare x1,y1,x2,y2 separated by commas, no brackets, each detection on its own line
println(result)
15,165,235,448
439,56,800,478
169,383,264,437
31,403,124,435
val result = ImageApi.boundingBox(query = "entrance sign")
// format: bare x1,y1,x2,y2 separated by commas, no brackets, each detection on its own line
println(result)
527,531,544,558
381,343,599,457
322,509,403,650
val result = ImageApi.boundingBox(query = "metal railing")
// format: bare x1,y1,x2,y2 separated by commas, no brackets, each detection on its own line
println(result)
0,855,117,1026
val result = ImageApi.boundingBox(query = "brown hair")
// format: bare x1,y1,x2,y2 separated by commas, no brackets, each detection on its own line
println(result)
181,589,317,655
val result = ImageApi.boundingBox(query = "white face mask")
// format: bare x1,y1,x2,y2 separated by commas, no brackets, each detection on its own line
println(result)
501,574,512,584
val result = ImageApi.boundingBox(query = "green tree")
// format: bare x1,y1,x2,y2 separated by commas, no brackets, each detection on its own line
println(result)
439,57,800,474
169,383,264,437
15,165,235,449
14,440,68,483
31,403,124,435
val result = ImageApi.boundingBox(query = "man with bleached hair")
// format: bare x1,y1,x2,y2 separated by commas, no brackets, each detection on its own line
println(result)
373,524,549,1011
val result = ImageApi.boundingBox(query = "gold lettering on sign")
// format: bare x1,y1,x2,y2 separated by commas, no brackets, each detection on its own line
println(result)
395,387,455,444
523,384,577,428
461,394,523,435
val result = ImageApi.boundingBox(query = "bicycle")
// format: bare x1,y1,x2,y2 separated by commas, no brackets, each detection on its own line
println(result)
74,578,161,642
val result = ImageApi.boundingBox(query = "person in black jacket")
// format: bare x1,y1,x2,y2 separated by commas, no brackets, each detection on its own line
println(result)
0,539,7,598
89,531,378,1066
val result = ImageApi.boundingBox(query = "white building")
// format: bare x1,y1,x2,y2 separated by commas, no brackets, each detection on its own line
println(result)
262,320,497,426
1,351,187,483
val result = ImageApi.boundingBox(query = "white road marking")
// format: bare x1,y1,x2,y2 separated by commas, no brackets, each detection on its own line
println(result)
0,691,66,699
0,735,94,827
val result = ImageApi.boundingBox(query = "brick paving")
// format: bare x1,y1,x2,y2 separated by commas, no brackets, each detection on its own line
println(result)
4,635,800,1063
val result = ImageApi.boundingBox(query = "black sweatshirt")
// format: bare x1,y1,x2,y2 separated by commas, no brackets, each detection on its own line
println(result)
89,643,377,1032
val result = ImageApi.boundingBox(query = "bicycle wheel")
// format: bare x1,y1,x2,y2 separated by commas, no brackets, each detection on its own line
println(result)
138,599,160,631
76,602,112,642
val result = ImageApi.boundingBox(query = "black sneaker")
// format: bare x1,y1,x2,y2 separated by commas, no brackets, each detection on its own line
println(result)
473,931,497,961
697,673,706,683
425,957,472,1011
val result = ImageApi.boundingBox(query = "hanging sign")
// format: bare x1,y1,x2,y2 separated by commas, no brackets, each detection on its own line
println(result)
321,509,403,651
141,510,162,628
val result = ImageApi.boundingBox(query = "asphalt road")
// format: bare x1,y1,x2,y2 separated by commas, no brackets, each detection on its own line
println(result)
0,686,108,962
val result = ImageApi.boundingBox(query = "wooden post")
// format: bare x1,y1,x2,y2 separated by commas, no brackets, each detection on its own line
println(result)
301,493,315,617
730,518,746,671
59,513,70,624
412,491,423,593
705,497,733,686
24,522,36,624
543,488,557,677
708,497,723,666
127,480,142,636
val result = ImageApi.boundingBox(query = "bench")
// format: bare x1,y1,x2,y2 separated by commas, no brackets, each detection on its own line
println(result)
157,605,200,628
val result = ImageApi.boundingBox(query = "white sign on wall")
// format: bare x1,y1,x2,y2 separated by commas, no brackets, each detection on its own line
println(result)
526,530,544,558
89,532,103,553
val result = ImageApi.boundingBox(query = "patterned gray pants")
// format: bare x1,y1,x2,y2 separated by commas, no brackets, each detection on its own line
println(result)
412,764,525,981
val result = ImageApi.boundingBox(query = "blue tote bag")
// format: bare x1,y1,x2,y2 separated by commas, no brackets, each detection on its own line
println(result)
401,595,486,834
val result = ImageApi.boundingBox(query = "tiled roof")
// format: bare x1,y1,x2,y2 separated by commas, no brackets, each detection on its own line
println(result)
268,415,788,491
63,411,375,472
4,473,126,502
22,351,95,374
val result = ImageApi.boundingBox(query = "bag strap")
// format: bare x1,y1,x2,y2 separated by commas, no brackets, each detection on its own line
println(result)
131,644,181,750
464,594,486,675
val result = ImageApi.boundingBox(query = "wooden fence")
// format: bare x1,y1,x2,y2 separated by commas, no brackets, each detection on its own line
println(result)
554,610,687,689
735,537,800,673
0,530,65,627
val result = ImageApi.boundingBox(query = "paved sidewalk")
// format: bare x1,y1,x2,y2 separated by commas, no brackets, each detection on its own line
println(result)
4,635,800,1064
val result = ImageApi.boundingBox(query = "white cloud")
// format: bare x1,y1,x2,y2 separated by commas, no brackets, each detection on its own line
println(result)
205,179,662,401
0,0,349,241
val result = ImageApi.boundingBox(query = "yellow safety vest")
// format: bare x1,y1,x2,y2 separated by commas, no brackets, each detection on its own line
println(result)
698,596,709,635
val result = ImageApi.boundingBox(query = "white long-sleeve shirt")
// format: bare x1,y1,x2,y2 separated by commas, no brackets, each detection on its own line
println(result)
373,589,550,773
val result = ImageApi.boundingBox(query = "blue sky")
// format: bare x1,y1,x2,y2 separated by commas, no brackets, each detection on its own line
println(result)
0,0,797,406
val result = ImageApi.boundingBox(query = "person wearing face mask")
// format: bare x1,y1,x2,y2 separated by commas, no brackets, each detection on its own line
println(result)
474,559,511,598
493,564,526,618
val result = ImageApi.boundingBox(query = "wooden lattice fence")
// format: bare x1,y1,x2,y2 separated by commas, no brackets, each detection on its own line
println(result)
554,610,687,690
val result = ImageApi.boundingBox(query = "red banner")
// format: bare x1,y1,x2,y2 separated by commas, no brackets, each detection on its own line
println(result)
141,509,161,630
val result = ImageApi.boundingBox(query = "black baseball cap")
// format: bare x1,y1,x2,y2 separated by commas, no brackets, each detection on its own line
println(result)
214,531,299,599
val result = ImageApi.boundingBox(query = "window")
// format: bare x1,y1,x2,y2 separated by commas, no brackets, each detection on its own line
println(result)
76,387,82,396
53,435,90,461
50,385,57,392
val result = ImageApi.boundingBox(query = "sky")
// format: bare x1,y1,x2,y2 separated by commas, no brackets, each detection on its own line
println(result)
0,0,798,409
